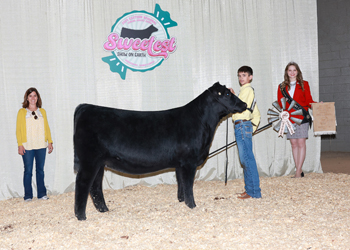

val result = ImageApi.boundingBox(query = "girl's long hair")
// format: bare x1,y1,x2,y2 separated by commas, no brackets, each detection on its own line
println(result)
22,87,42,108
281,62,304,91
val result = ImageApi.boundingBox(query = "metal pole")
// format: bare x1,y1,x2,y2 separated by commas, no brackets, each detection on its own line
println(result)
225,119,229,185
208,122,273,157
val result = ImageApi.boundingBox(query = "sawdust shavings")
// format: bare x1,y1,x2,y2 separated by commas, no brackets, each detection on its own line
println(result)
0,173,349,249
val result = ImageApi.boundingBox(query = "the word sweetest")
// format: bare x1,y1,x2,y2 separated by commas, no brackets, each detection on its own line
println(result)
104,33,176,59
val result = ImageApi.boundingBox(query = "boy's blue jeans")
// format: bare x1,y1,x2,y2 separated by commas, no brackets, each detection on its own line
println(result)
22,148,47,200
234,120,261,198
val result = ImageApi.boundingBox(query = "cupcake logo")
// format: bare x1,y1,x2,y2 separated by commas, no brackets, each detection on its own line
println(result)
102,4,178,80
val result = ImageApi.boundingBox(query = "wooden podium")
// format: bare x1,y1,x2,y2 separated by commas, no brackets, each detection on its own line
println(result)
311,102,336,135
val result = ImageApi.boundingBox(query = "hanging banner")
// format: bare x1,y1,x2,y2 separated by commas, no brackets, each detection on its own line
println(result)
102,4,178,80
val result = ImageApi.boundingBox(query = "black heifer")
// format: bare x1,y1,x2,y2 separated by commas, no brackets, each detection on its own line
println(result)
120,24,158,39
73,82,247,220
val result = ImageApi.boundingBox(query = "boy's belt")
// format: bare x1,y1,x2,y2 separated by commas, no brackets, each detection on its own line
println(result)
234,119,248,125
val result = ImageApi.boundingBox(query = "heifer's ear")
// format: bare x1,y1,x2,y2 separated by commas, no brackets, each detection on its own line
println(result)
209,82,226,96
213,81,221,88
211,82,223,93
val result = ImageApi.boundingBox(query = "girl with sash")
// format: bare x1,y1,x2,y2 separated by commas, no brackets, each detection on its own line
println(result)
277,62,316,178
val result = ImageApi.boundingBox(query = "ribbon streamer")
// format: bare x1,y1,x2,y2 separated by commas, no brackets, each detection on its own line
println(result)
278,111,295,137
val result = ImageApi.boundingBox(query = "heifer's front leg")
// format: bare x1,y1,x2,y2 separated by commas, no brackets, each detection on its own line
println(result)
90,165,109,213
176,166,197,209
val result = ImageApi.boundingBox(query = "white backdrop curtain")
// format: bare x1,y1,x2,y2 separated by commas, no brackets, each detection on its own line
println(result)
0,0,321,200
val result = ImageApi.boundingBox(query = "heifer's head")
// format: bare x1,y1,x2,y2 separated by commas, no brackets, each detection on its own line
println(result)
208,82,247,115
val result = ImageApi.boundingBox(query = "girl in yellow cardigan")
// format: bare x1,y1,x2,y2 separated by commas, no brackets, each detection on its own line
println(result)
16,87,53,201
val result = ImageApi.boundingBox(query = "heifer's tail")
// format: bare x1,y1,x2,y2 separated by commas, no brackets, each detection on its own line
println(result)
74,153,80,173
73,104,87,173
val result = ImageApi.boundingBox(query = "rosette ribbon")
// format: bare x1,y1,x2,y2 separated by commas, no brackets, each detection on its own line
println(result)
267,97,303,138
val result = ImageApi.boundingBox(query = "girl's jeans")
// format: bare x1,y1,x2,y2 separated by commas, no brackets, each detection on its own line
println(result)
22,148,47,200
235,120,261,198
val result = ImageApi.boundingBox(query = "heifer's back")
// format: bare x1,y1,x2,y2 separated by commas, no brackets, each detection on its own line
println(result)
74,92,217,175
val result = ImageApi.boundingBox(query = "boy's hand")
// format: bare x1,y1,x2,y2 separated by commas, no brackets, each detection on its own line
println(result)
228,88,235,95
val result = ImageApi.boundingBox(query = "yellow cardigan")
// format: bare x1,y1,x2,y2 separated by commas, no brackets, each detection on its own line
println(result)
16,108,53,146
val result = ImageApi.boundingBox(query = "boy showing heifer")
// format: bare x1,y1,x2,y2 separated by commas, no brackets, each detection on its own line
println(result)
230,66,261,199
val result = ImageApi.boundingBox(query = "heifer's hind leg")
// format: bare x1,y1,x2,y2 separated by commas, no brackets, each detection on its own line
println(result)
90,165,109,213
74,169,92,220
175,168,184,202
176,166,196,209
74,162,100,220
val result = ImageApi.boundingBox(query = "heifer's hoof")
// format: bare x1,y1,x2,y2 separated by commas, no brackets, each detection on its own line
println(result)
76,214,87,221
185,201,196,209
178,197,184,202
97,207,109,213
92,200,109,213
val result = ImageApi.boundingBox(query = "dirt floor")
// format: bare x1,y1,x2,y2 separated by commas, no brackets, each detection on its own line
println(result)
0,151,349,250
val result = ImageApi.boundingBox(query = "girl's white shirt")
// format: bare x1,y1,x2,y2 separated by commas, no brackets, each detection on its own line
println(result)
288,81,297,98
